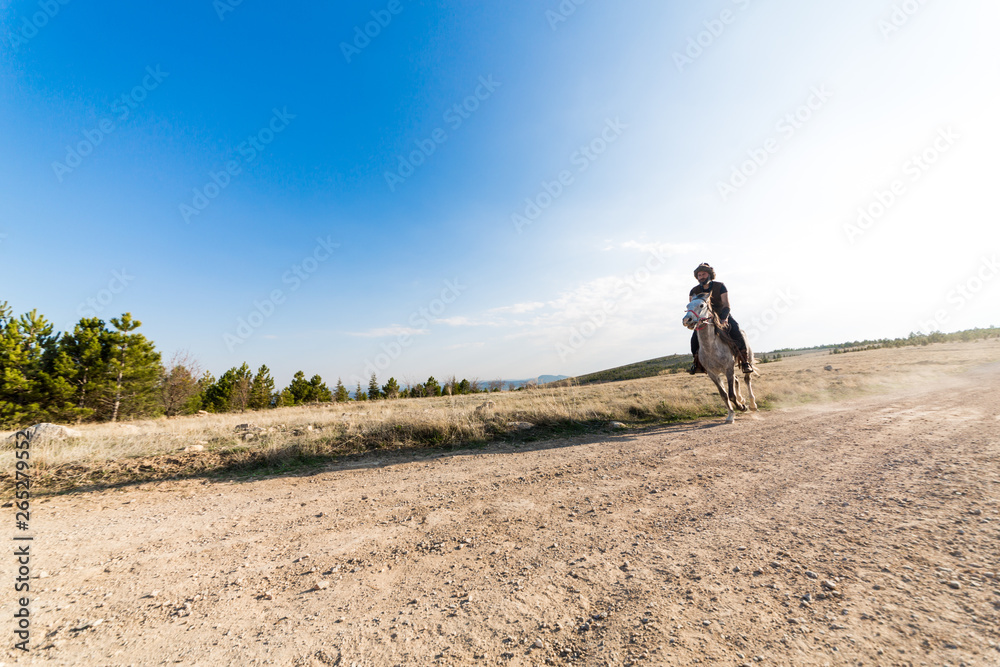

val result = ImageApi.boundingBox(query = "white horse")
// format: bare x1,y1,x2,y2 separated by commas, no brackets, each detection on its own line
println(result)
682,294,757,424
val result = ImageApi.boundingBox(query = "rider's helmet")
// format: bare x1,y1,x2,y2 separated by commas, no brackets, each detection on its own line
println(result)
693,263,716,281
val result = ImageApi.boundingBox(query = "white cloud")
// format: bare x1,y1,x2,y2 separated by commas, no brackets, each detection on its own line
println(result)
348,325,429,338
462,263,692,349
435,316,500,327
488,301,546,314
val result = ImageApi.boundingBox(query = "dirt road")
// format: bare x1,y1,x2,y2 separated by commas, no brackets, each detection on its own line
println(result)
6,364,1000,666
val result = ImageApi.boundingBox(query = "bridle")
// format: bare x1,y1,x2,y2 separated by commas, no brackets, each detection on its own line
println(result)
686,298,714,331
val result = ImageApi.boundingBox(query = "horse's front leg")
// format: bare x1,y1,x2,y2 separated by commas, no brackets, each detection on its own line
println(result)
708,371,735,424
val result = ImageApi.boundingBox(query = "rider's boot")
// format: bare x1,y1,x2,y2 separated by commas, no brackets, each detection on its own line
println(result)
737,349,754,374
688,357,705,374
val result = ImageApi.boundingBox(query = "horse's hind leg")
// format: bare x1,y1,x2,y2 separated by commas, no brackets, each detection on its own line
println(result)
728,370,747,412
744,372,758,411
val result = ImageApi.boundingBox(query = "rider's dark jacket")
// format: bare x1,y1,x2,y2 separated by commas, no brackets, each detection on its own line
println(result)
690,281,728,315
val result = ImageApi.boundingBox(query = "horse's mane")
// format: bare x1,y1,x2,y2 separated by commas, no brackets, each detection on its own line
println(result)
696,295,738,351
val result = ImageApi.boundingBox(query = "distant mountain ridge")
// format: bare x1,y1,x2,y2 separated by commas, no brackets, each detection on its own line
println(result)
503,375,570,389
548,354,693,386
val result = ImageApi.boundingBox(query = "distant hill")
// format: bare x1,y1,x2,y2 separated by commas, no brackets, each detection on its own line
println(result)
505,375,569,389
548,354,693,386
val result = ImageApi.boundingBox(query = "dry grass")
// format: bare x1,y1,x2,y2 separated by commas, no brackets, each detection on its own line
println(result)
5,338,999,493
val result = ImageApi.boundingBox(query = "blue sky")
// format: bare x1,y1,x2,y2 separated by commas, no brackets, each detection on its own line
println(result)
2,0,998,388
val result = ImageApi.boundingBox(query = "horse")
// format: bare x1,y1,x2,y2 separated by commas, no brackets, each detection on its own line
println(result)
682,294,757,424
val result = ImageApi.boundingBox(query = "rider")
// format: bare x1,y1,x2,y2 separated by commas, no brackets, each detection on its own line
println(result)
688,262,754,374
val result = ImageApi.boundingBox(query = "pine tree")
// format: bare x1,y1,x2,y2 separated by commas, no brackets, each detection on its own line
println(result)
367,372,381,400
248,364,276,410
44,341,90,423
57,317,111,418
1,307,101,426
334,378,349,402
0,306,52,426
105,314,162,421
286,371,312,405
382,376,400,399
191,371,215,412
203,371,231,412
425,376,441,397
203,364,252,412
308,375,332,403
355,381,366,401
230,363,253,412
276,388,295,407
36,317,89,423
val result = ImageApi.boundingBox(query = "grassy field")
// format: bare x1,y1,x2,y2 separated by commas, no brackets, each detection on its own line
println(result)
5,338,999,494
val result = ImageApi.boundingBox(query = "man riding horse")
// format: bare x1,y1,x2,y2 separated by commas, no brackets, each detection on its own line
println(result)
688,262,754,375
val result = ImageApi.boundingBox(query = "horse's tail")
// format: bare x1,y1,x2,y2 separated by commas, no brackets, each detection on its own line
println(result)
741,331,760,375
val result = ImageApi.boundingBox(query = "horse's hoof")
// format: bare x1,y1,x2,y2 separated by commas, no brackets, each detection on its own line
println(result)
725,416,735,424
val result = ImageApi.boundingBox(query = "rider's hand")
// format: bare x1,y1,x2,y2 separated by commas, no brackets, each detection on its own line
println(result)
720,318,729,327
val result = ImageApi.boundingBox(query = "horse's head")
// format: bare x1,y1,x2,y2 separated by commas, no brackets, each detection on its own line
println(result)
682,293,713,330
